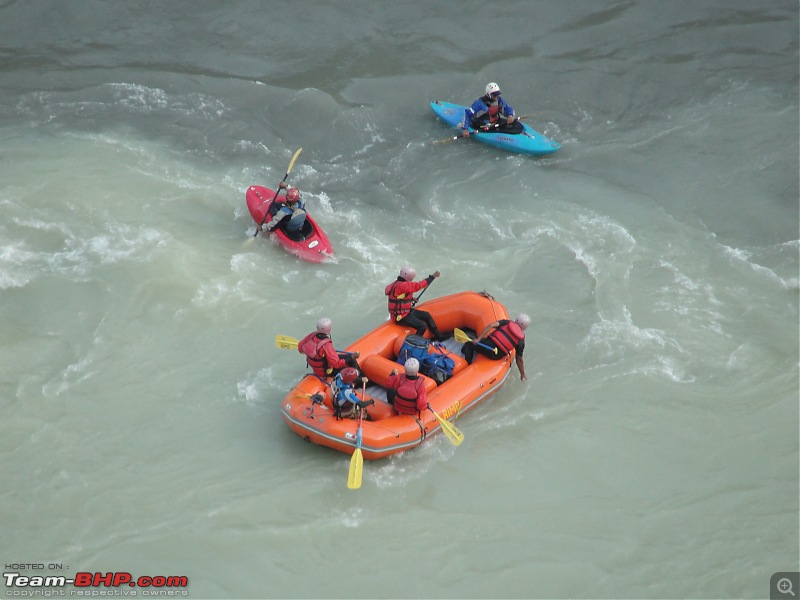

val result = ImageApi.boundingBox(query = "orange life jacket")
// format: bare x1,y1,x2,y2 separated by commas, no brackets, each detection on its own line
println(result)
385,280,414,321
298,333,333,377
488,321,524,356
393,374,424,415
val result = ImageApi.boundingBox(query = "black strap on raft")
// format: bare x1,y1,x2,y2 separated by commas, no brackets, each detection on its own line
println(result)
414,417,426,442
306,393,325,420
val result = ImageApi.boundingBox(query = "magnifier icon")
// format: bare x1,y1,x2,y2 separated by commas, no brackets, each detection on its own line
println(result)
778,578,796,597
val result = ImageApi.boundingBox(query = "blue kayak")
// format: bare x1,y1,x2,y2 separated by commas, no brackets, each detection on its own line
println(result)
430,100,560,156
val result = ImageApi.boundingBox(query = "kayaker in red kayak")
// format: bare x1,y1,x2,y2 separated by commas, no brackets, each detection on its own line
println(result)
259,181,307,240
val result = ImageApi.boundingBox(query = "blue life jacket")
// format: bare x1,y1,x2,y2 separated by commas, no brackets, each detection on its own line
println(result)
330,373,359,417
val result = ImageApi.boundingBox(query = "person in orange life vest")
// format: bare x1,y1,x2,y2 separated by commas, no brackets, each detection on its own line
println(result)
260,181,307,241
385,265,446,342
386,358,428,416
461,313,530,381
461,82,516,138
297,317,360,379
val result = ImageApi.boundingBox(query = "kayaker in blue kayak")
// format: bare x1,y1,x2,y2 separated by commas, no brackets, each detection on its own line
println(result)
461,82,518,138
262,181,308,240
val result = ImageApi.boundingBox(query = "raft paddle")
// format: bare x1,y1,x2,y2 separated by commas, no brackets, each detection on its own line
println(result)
517,113,544,121
410,275,436,307
432,116,543,145
409,270,442,308
275,334,300,350
254,147,303,237
275,335,355,358
393,273,438,321
432,123,505,145
428,405,464,446
453,328,498,354
347,380,367,490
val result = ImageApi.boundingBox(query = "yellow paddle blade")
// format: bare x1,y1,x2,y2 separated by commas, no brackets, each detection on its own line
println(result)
431,409,464,447
453,328,498,355
453,328,472,344
275,334,299,350
286,147,303,174
347,448,363,490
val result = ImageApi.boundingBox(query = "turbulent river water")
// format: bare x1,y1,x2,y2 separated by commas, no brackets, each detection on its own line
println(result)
1,1,798,599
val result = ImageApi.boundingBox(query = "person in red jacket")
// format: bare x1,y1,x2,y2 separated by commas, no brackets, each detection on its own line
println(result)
297,317,360,378
386,358,428,416
461,313,530,381
385,265,446,341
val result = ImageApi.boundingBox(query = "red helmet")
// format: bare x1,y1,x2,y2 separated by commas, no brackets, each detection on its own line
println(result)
341,367,359,384
286,188,300,203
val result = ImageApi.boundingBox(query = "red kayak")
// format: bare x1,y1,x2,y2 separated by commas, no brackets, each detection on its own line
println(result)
246,185,335,263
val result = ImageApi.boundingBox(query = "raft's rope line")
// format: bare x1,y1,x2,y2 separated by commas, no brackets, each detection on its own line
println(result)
414,417,426,442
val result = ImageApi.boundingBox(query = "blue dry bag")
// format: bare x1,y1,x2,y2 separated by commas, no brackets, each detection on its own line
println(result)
397,335,454,385
397,334,430,365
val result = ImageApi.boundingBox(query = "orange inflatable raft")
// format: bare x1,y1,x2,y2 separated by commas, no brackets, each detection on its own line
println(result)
280,290,515,460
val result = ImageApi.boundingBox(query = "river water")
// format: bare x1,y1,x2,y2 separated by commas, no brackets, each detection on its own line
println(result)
1,1,798,599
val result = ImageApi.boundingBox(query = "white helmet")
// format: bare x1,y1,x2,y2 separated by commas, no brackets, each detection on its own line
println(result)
404,358,420,376
515,313,531,331
399,265,416,281
485,82,500,96
316,317,332,335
